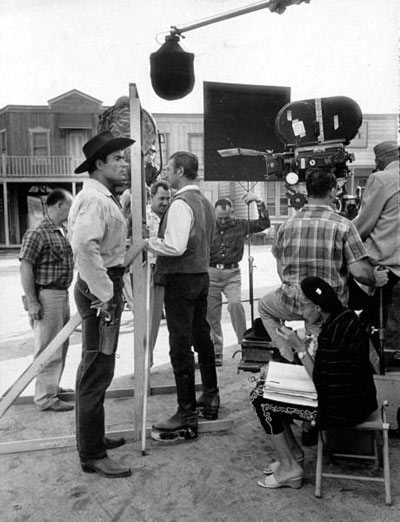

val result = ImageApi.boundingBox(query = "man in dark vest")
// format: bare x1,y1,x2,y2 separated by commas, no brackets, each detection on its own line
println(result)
143,151,219,442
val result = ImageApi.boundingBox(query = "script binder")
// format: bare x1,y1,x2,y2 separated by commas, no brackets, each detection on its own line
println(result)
263,361,318,407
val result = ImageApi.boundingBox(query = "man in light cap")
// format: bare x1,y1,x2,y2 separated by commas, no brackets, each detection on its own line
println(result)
352,140,399,334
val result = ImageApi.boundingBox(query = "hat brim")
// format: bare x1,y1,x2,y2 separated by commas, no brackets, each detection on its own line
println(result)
74,137,135,174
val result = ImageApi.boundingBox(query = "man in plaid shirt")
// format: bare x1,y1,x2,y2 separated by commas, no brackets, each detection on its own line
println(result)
208,193,270,365
20,189,74,412
259,169,388,362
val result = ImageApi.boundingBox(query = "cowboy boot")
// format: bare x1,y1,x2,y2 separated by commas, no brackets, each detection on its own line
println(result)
197,363,220,420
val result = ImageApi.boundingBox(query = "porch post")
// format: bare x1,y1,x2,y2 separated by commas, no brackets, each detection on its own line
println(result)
3,181,9,246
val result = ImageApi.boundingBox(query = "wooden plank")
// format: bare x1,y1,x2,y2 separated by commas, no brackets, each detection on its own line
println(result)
322,472,384,483
0,313,81,419
4,384,204,406
0,419,234,455
129,83,147,443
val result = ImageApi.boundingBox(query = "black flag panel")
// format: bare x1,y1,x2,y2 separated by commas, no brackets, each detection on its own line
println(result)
204,81,290,182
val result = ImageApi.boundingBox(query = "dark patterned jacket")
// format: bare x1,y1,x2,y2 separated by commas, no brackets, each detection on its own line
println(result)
313,308,377,430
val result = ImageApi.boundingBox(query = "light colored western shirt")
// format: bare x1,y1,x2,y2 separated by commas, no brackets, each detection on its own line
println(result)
146,185,197,257
68,178,127,302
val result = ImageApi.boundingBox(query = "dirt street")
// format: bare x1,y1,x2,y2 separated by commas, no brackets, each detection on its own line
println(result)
0,246,399,522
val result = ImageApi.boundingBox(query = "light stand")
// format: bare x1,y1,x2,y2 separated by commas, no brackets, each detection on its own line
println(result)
246,182,255,324
218,149,262,326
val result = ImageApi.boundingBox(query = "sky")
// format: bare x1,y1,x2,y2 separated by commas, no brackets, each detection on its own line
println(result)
0,0,398,115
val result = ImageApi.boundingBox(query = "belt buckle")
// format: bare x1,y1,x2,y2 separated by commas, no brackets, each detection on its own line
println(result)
216,263,224,270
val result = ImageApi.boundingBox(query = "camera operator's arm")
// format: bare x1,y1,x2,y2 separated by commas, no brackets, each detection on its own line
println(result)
353,174,385,240
243,192,271,233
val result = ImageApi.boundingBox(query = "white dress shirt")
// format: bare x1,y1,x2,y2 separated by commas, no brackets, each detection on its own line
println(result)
146,185,198,257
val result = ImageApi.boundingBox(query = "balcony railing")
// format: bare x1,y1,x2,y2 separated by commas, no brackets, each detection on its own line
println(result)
0,156,87,178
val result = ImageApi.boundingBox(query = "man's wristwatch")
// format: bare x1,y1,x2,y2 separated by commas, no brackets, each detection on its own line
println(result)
298,351,307,360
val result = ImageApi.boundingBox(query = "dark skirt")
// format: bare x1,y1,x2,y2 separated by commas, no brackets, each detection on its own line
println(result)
250,385,318,435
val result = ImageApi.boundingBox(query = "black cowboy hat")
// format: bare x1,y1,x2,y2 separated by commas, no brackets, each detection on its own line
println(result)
74,131,135,174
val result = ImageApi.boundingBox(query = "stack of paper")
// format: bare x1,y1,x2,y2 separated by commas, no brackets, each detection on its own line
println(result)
263,361,318,407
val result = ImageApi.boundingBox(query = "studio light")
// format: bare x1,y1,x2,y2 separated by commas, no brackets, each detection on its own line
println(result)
150,34,195,101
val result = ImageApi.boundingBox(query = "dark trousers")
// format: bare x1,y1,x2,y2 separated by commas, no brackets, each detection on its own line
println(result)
74,271,124,462
164,273,217,411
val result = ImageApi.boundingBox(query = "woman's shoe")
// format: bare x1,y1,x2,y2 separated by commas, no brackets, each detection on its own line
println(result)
257,473,303,489
263,456,304,475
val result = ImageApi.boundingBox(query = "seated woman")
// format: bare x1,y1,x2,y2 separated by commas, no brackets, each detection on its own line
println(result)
250,276,378,490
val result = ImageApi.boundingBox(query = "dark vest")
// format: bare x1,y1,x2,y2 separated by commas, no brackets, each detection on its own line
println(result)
156,188,215,275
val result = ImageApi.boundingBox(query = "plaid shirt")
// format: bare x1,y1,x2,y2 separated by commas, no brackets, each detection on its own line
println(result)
273,204,367,313
210,202,270,265
19,216,74,289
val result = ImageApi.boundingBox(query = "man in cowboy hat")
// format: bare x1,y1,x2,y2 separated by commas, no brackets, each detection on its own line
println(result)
352,140,399,340
69,130,135,478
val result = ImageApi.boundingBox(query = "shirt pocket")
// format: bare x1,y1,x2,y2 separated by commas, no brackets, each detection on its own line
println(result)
108,213,127,244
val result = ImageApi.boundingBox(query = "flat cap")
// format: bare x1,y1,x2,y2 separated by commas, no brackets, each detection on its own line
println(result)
373,140,399,160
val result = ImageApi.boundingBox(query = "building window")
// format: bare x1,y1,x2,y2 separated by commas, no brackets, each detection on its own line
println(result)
188,134,204,169
265,182,277,216
29,128,50,157
0,129,6,154
279,191,289,216
262,182,289,217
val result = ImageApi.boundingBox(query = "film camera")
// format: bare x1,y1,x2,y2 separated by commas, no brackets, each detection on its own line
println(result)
218,95,363,214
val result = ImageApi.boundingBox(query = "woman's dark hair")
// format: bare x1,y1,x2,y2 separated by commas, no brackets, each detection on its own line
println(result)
300,276,344,314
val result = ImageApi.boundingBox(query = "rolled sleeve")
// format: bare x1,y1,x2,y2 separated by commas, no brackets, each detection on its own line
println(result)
19,229,43,264
343,223,368,265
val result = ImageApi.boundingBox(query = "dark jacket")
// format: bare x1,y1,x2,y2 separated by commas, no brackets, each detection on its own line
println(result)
313,308,377,430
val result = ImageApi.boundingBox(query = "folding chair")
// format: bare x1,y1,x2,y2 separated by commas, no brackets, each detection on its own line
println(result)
315,402,392,505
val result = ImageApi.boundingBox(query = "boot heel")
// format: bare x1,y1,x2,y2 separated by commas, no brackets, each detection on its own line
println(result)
81,464,96,474
287,477,303,489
